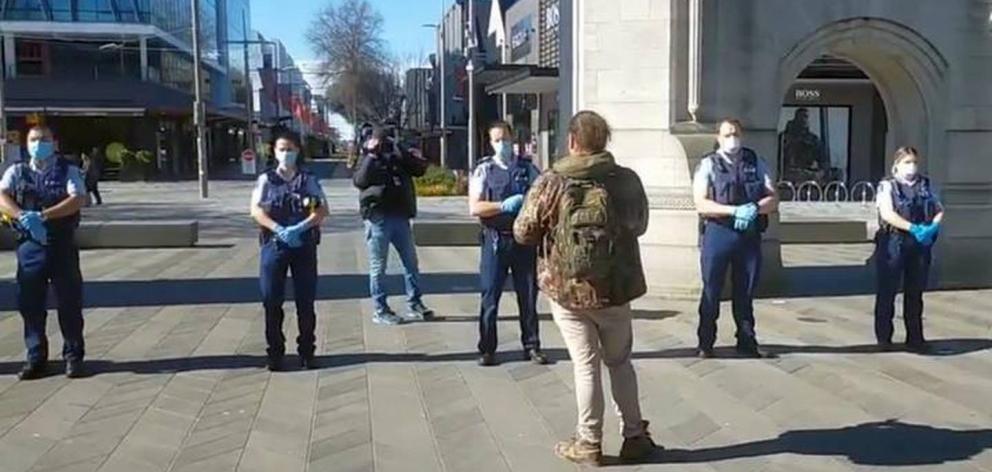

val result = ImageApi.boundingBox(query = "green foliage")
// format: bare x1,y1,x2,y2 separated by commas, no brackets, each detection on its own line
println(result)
414,166,468,197
105,142,127,165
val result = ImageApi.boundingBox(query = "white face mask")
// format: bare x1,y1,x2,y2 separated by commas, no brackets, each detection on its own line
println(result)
491,141,513,165
275,150,298,168
720,136,741,155
895,161,919,180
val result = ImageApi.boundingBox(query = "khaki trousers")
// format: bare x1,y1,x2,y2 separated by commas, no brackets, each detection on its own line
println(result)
551,301,645,443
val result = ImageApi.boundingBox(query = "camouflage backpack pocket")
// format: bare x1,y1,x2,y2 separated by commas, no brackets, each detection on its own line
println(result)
553,180,615,281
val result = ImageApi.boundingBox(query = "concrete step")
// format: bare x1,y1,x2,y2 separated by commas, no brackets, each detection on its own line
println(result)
1,221,199,250
414,219,873,247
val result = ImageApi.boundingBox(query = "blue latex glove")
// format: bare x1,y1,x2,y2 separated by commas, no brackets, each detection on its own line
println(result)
500,194,525,215
908,223,928,244
733,203,759,223
733,216,749,232
284,222,311,248
732,203,758,232
920,222,940,246
19,212,47,244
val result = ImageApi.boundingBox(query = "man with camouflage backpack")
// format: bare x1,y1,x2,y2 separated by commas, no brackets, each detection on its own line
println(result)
514,111,658,466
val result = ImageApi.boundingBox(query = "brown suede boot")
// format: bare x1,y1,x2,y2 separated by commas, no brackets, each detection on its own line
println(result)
554,436,603,466
619,420,659,463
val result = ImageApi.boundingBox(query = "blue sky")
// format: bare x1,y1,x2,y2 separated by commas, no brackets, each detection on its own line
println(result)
250,0,446,69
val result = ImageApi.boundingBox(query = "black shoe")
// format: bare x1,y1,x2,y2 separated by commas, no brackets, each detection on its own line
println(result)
478,353,497,367
299,356,318,370
877,341,897,352
906,341,931,354
266,356,284,372
697,348,715,359
737,346,772,359
65,360,86,379
525,349,549,365
18,362,48,381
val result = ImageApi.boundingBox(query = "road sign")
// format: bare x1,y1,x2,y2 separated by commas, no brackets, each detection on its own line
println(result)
241,149,257,175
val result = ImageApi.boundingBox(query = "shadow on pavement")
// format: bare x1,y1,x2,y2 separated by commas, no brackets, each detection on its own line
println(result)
602,420,992,467
643,338,992,359
432,310,681,323
1,338,987,377
0,272,482,310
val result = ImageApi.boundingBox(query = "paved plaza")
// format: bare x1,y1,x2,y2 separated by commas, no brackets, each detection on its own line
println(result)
1,166,991,472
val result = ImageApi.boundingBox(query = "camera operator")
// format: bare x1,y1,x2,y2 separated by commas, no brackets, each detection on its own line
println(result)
353,125,435,325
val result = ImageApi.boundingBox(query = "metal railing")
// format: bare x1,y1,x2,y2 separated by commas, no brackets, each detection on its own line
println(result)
775,180,876,204
797,181,822,202
776,181,797,202
850,181,877,205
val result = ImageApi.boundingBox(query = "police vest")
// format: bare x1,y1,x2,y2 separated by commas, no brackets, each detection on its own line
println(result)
704,149,769,232
880,176,939,233
13,159,80,239
479,157,534,233
258,169,321,245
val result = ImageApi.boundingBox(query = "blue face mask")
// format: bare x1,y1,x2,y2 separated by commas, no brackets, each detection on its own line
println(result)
29,141,55,162
276,150,298,167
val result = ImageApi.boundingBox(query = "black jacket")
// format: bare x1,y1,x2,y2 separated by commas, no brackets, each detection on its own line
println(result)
352,146,427,219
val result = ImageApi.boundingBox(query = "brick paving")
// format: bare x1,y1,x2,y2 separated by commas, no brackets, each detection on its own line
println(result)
0,169,990,471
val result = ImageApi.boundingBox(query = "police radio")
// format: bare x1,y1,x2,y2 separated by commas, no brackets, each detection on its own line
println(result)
302,195,322,214
0,213,27,239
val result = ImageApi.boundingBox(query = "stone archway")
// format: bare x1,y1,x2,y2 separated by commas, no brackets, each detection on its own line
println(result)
778,18,949,181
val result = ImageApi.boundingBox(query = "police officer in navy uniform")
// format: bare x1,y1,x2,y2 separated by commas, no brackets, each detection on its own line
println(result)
0,125,88,380
250,133,329,371
874,146,943,353
692,119,778,359
469,121,547,366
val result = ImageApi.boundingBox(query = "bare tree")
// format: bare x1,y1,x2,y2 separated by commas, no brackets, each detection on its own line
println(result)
306,0,391,135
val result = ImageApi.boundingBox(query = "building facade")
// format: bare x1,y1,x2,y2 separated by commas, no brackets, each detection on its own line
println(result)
558,0,992,296
0,0,251,176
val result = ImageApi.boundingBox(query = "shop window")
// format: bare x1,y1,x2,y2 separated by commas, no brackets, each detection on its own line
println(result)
16,41,48,76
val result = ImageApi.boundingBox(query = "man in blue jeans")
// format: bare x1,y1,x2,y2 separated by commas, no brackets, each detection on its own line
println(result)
353,126,434,325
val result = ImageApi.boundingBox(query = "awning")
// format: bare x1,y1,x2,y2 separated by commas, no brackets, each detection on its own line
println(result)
4,107,146,117
476,64,559,95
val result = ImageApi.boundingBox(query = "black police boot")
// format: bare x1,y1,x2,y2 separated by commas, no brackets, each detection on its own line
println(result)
18,362,48,381
65,359,87,379
477,352,497,367
300,355,319,370
266,356,284,372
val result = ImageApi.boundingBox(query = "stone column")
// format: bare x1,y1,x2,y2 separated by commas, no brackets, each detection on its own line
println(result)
575,0,783,298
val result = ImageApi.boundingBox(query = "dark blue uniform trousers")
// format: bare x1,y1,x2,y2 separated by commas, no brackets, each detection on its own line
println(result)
874,232,930,345
260,240,317,359
698,223,761,350
478,231,540,355
16,238,85,364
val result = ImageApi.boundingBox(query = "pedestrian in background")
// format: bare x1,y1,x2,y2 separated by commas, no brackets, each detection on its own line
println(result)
82,146,103,206
469,121,546,367
514,111,657,466
874,146,943,353
250,132,328,371
353,125,434,326
0,125,88,380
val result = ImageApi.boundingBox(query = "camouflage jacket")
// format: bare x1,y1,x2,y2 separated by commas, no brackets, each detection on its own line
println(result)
513,151,649,310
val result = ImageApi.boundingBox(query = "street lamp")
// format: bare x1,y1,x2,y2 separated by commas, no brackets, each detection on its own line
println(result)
191,0,208,199
422,22,447,168
0,54,6,164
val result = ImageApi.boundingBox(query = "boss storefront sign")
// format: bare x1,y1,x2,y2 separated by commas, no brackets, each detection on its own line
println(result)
539,0,560,67
511,15,534,61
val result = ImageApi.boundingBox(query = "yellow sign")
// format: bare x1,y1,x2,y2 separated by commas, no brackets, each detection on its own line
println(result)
25,113,45,126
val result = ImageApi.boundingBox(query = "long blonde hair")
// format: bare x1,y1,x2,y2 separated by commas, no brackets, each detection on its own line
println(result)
890,146,920,176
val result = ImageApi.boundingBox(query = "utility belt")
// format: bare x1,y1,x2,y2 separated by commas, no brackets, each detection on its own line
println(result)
2,211,78,244
701,214,769,234
259,226,321,246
